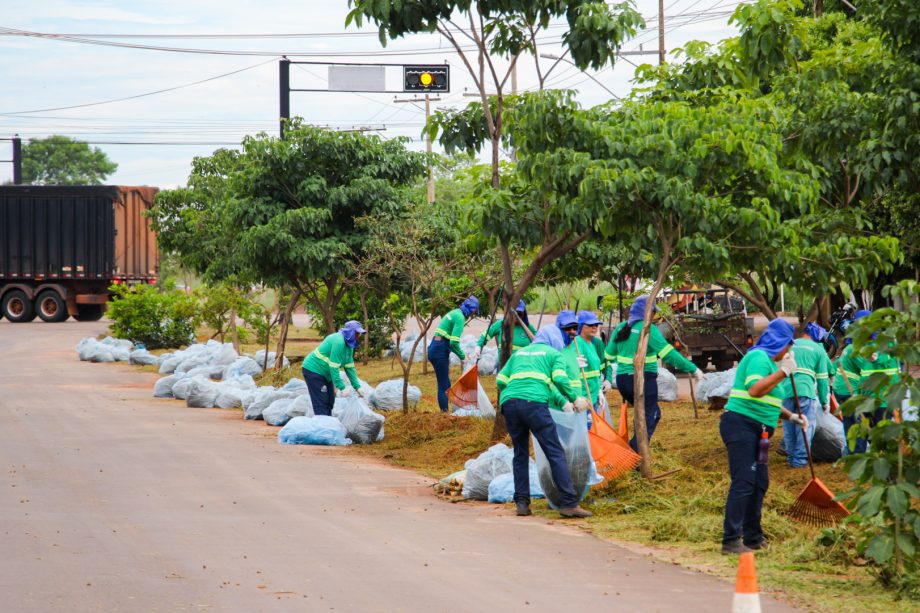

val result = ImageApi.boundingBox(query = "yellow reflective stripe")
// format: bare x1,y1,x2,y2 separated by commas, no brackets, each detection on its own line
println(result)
862,368,899,375
744,374,763,385
496,374,510,384
796,367,817,377
658,345,674,358
840,370,860,380
344,363,356,369
617,356,657,364
504,372,552,384
605,352,616,361
730,390,783,409
512,344,528,350
552,369,568,379
815,373,829,379
583,370,600,378
311,349,341,369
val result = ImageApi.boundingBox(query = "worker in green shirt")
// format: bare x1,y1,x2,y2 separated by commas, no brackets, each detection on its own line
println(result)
566,311,607,409
720,318,808,554
302,320,366,416
606,296,702,451
496,324,592,518
428,296,479,412
472,300,536,367
782,323,834,468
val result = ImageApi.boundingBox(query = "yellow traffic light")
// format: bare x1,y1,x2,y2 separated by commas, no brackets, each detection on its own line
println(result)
420,72,433,86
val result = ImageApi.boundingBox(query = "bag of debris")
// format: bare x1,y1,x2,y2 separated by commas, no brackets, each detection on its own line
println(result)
462,443,514,501
811,408,846,462
215,343,239,365
534,410,593,510
371,379,421,410
278,416,350,446
185,364,225,380
158,355,183,374
449,335,479,367
253,350,289,370
186,377,220,408
658,368,679,402
477,348,500,376
129,349,160,366
243,387,279,420
697,369,736,403
450,381,496,419
286,394,314,418
263,398,296,426
281,378,308,393
214,384,246,409
223,356,262,380
153,373,186,398
332,395,384,444
488,461,544,503
171,376,198,400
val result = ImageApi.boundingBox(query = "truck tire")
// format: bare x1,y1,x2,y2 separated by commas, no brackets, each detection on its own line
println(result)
74,304,105,322
36,290,69,322
2,290,37,323
716,357,737,372
691,355,709,372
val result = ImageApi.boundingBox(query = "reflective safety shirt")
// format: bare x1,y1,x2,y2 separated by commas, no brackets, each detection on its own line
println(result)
302,332,360,391
477,317,536,353
434,308,468,360
564,336,602,404
831,345,870,397
860,351,901,408
604,321,697,375
725,349,785,427
789,338,833,404
496,343,575,406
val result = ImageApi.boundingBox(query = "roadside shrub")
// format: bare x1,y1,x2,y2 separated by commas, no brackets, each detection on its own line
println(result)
107,284,199,349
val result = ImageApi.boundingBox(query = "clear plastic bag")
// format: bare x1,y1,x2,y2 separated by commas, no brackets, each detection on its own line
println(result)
461,443,513,500
129,349,160,366
332,395,384,444
371,379,421,410
153,373,186,398
263,398,295,426
186,377,219,408
278,416,349,446
533,410,593,510
487,461,544,503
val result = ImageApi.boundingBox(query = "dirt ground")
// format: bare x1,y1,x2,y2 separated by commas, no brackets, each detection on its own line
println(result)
0,319,799,612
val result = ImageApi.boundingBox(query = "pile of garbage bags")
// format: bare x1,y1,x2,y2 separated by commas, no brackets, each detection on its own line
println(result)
370,379,421,410
696,368,736,403
462,443,514,500
279,416,350,446
487,462,544,503
76,336,134,363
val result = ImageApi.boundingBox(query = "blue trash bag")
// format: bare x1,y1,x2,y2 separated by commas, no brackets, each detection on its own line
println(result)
532,410,595,510
487,461,544,503
278,416,350,446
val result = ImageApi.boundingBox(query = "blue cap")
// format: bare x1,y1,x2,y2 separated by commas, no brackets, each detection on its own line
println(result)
516,299,526,311
460,296,480,317
556,310,577,329
577,310,602,326
628,295,660,326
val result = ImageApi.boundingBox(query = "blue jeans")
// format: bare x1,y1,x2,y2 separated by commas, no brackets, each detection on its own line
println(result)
782,396,818,468
617,372,660,452
427,337,452,412
721,410,773,546
304,368,335,416
501,398,578,508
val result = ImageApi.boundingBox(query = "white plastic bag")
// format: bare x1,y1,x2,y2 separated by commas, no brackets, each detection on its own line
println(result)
332,395,384,444
533,410,593,510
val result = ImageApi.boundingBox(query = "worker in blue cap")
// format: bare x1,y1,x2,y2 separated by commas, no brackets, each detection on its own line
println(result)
302,320,366,416
567,310,608,408
719,318,808,554
556,310,578,347
783,323,835,468
605,295,701,450
428,296,479,412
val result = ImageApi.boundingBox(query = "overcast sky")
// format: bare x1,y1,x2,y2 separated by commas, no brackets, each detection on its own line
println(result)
0,0,745,188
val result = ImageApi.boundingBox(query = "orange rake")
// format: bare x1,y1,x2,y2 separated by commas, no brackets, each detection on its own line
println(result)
787,378,850,526
589,407,641,481
447,363,479,408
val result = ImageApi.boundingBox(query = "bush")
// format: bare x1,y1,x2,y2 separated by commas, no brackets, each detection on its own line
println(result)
107,284,199,349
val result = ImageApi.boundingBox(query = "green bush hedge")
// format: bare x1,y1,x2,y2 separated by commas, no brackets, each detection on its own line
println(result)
107,284,199,349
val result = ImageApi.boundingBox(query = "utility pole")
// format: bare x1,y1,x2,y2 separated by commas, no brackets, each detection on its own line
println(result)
279,57,290,138
395,95,441,203
659,0,666,65
12,136,21,184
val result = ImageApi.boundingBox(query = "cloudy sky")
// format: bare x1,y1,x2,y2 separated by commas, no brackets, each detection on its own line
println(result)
0,0,744,187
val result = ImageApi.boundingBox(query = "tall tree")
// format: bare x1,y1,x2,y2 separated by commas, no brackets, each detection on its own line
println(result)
20,135,117,185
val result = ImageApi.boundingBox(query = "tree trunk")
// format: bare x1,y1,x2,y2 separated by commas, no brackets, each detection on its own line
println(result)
274,289,303,369
360,289,370,366
229,304,241,352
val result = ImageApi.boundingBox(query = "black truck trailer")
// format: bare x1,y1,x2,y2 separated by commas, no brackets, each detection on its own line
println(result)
0,185,158,323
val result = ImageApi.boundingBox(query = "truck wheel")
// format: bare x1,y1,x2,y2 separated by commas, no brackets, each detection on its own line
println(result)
691,355,709,372
36,290,69,322
74,304,105,322
716,357,737,372
2,290,37,323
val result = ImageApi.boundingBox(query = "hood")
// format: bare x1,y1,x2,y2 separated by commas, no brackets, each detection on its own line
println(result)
460,296,480,318
751,319,795,358
339,320,366,349
515,299,530,329
532,325,565,351
628,295,659,326
556,310,577,346
805,322,827,343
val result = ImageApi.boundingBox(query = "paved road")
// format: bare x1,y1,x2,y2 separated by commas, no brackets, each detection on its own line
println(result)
0,321,797,612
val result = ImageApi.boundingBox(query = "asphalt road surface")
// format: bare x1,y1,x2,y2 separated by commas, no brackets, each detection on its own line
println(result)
0,321,797,612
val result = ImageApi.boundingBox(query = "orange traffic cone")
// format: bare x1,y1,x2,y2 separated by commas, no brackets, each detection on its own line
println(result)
732,552,761,613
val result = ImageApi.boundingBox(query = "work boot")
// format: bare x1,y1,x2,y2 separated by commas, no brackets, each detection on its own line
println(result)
744,538,767,551
559,506,593,518
515,501,532,516
721,538,755,555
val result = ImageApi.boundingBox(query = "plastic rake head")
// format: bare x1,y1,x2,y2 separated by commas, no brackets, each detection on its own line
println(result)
787,478,850,527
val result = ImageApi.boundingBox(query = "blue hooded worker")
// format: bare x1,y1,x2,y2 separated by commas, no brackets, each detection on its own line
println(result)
719,318,808,554
556,310,578,347
496,324,592,518
302,320,366,416
473,299,536,367
605,296,701,450
428,296,479,412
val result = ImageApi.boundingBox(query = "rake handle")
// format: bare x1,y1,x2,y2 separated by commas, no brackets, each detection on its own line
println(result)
790,376,817,481
572,336,595,409
837,362,856,395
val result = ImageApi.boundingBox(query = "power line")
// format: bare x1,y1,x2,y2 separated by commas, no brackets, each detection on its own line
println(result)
0,57,277,116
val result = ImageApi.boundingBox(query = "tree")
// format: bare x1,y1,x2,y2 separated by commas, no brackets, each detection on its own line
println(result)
222,122,425,363
20,135,117,185
347,0,644,369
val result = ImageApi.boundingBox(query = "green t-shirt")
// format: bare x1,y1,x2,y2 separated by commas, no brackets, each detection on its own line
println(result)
861,351,901,408
496,343,575,406
434,308,468,360
725,349,786,427
789,338,832,404
477,318,536,352
604,321,698,375
565,336,602,404
832,345,869,396
302,332,360,391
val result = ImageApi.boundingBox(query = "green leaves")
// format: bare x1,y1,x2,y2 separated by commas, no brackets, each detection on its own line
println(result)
20,135,118,186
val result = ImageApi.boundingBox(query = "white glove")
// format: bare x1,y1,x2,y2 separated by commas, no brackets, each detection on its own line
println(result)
601,380,613,393
823,403,831,413
576,356,588,369
338,387,352,398
573,397,591,413
561,402,575,414
693,369,704,382
870,352,878,362
780,352,797,376
473,346,482,361
789,413,809,431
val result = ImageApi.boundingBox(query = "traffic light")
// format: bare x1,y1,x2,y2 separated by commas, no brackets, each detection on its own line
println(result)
403,65,450,93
